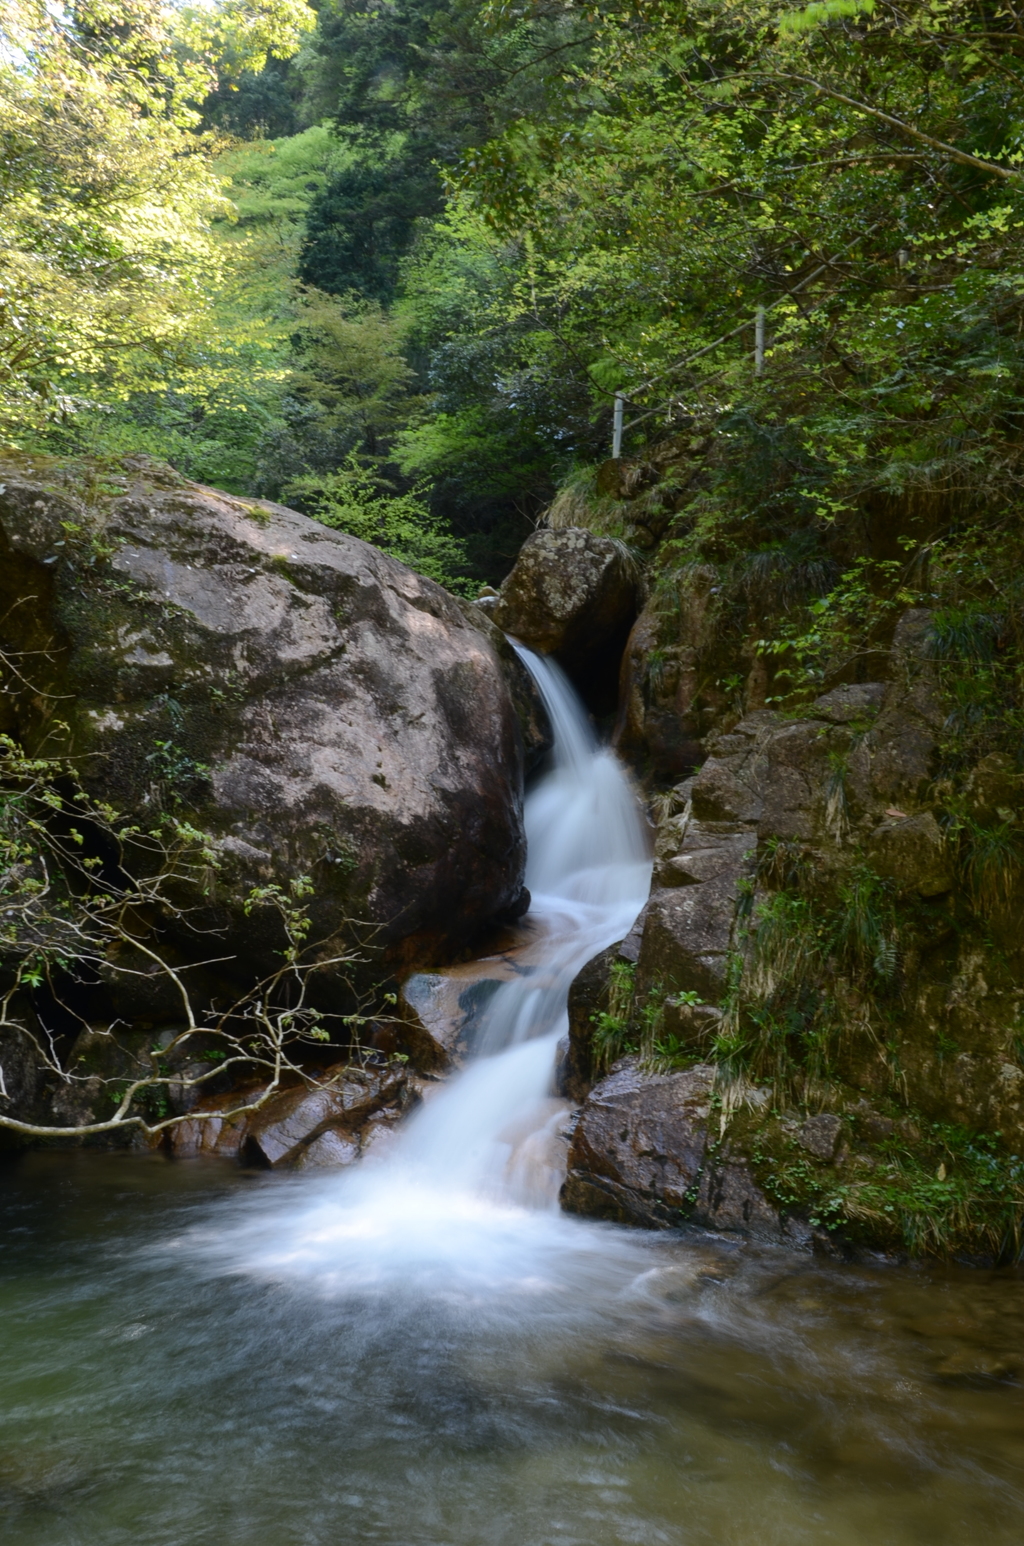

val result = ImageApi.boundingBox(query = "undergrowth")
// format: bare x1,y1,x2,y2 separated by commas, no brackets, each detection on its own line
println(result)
590,961,707,1074
749,1115,1024,1262
713,866,900,1105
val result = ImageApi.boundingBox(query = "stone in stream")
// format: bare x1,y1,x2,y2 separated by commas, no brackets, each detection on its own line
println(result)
397,966,509,1071
0,454,532,998
169,1062,411,1167
561,1057,788,1239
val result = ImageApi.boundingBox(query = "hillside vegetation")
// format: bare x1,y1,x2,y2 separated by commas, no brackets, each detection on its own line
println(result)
5,0,1022,598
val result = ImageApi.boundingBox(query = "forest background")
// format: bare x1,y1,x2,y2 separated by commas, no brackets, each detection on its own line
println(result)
4,0,1024,602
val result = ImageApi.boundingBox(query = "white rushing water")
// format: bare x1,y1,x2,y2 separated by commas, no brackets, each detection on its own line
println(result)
195,646,652,1300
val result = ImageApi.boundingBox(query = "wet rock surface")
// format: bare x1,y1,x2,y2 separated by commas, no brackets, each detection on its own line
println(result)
0,455,528,983
169,1062,413,1168
562,1060,714,1226
562,1058,788,1239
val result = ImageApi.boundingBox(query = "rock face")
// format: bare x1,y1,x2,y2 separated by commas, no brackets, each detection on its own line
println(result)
169,1062,413,1168
492,527,638,711
0,455,528,982
560,598,1024,1255
614,566,724,776
562,1058,790,1239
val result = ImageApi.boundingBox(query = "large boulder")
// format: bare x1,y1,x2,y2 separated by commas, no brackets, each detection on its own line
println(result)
562,1061,714,1225
492,527,638,712
0,455,528,988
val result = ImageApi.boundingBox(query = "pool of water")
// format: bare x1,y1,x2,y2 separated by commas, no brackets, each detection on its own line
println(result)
2,1151,1024,1546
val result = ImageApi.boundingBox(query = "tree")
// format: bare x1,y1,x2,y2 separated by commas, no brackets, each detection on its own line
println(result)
0,0,314,443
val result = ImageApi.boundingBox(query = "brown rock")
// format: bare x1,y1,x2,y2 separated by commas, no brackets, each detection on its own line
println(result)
398,973,474,1072
492,527,638,683
168,1089,260,1159
797,1113,844,1160
398,950,529,1072
293,1128,359,1170
755,722,828,844
242,1066,404,1167
866,812,953,896
613,574,720,776
965,752,1024,821
635,876,741,1003
562,1059,783,1238
459,598,553,774
695,1154,782,1238
561,1060,714,1226
660,998,722,1051
656,837,751,888
868,609,943,805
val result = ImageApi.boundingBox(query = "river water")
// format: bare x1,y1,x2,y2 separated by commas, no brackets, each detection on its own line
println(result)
2,654,1024,1543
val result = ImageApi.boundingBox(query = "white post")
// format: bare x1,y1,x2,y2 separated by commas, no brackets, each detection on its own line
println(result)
612,393,624,458
754,306,765,377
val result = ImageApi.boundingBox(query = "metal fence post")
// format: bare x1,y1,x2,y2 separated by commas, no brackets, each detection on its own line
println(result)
612,393,624,458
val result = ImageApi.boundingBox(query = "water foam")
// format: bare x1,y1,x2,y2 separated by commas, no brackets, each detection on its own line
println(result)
190,646,653,1300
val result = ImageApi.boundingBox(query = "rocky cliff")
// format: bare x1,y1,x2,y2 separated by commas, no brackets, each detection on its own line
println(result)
493,454,1024,1261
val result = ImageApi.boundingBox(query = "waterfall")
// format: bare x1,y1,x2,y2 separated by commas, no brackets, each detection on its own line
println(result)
194,647,652,1295
376,644,651,1202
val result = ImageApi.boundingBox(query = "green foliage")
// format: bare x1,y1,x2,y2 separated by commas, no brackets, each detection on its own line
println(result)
946,810,1024,917
0,731,209,1000
716,868,899,1100
287,452,470,592
145,741,211,811
590,959,637,1071
0,0,313,445
590,962,709,1073
751,1113,1024,1260
755,558,921,703
0,726,377,1136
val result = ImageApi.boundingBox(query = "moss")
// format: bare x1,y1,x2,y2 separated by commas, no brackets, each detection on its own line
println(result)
740,1104,1024,1262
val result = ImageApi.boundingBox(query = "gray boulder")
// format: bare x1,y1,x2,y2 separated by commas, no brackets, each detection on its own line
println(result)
492,527,638,696
562,1058,785,1237
0,455,528,988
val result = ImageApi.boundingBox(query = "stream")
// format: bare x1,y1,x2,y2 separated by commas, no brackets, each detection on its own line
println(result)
1,653,1024,1543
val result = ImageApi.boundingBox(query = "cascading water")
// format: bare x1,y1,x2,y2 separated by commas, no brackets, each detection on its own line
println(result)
385,644,652,1203
194,646,652,1296
5,653,1022,1546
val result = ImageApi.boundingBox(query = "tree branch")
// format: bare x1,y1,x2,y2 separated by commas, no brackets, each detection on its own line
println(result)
760,73,1020,182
